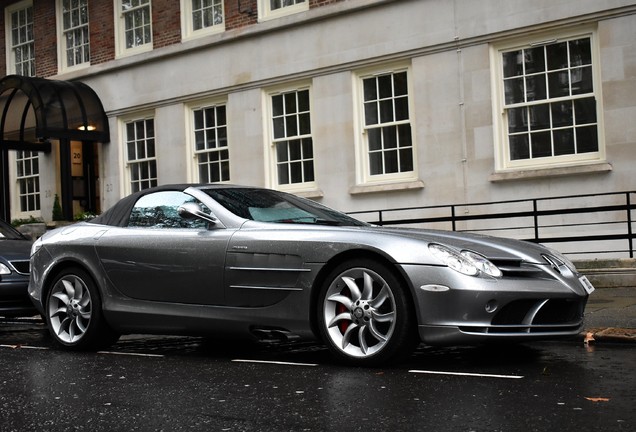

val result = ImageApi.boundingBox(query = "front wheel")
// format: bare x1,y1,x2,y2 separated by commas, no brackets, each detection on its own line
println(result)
45,267,119,350
317,259,417,366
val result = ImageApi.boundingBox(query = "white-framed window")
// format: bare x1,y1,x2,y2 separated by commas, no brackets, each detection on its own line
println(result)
491,28,604,171
181,0,224,40
124,117,157,193
5,1,35,76
57,0,90,72
266,86,316,191
355,66,416,185
15,150,40,213
115,0,152,57
258,0,308,22
190,102,230,183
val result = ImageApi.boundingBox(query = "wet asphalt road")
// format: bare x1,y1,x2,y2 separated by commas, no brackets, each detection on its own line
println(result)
0,317,634,432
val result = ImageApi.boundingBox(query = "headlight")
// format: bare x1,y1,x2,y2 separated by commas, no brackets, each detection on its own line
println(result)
0,262,11,275
428,244,502,278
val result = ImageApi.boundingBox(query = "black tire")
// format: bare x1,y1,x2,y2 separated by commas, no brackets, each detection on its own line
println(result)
45,267,119,350
317,259,417,366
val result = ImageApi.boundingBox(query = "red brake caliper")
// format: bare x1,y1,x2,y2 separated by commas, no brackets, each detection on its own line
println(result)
337,287,350,334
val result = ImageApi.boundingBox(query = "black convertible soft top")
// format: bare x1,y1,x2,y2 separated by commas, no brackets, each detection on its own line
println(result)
89,184,196,227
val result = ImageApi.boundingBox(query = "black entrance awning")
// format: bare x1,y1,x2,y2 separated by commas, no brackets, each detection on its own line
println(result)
0,75,110,150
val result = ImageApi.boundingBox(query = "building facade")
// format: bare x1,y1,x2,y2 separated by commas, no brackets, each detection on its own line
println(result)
1,1,634,247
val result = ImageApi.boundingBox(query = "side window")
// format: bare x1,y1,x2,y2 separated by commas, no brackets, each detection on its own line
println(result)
128,191,210,229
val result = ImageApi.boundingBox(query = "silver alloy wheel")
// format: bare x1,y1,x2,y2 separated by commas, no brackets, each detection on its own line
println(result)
48,274,92,344
323,267,397,358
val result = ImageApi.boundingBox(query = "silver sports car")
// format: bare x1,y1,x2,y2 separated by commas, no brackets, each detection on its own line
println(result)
29,184,594,365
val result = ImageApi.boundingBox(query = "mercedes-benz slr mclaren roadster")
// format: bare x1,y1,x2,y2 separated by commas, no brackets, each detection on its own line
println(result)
29,184,594,365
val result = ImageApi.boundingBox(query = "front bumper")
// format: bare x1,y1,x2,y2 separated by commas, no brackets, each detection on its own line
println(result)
0,280,38,317
401,263,589,345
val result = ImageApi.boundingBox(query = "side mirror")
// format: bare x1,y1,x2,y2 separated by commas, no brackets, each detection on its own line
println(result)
178,202,218,225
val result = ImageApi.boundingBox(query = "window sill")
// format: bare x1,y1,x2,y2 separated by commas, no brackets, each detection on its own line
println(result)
489,162,613,182
287,188,324,199
349,180,425,195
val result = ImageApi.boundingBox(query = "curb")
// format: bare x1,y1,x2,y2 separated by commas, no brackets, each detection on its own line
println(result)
581,327,636,344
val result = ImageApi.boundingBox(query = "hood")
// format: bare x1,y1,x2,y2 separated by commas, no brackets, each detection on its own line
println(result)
370,227,552,264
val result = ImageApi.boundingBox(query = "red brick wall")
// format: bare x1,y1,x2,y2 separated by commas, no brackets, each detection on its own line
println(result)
33,0,57,77
0,0,346,76
152,0,181,49
89,0,115,66
226,0,258,30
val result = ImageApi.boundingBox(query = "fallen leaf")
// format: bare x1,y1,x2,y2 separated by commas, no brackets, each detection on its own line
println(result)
584,397,610,402
583,332,595,345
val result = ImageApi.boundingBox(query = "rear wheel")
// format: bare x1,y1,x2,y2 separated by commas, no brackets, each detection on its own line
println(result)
317,259,417,366
46,267,119,350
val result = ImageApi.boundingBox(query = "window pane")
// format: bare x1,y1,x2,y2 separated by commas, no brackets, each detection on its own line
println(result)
299,113,311,135
276,142,288,162
524,46,545,74
394,96,409,121
363,78,377,101
525,75,546,101
369,152,383,175
383,126,397,149
289,139,301,160
273,117,285,139
368,128,382,151
574,97,597,124
553,129,574,155
507,107,528,133
571,66,593,95
504,78,525,104
284,92,296,113
546,42,568,70
277,164,289,185
384,150,398,173
303,161,314,182
302,138,313,158
298,90,309,112
379,100,394,123
570,38,591,66
576,125,598,153
399,148,413,172
364,101,378,125
377,75,392,99
285,115,298,136
503,50,523,78
393,72,408,96
551,101,573,128
397,124,412,148
529,104,550,131
531,131,552,158
548,70,570,98
509,134,530,160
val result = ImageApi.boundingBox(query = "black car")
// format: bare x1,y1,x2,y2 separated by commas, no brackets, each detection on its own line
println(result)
0,219,35,317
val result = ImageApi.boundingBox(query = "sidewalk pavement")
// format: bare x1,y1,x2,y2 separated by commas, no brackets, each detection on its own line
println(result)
582,286,636,344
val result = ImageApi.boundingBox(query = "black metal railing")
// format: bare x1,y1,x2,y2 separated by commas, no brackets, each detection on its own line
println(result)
348,191,635,258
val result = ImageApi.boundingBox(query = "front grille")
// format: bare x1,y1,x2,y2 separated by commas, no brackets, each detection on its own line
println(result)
9,260,30,275
487,298,585,333
490,258,552,279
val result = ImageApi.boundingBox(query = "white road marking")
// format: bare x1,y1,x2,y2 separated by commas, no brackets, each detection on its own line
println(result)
0,344,49,350
409,369,524,379
97,351,164,358
232,359,318,367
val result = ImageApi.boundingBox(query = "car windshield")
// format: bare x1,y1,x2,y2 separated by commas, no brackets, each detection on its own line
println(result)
203,188,369,227
0,220,24,240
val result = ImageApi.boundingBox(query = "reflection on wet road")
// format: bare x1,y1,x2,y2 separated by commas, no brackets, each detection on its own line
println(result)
1,317,634,431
